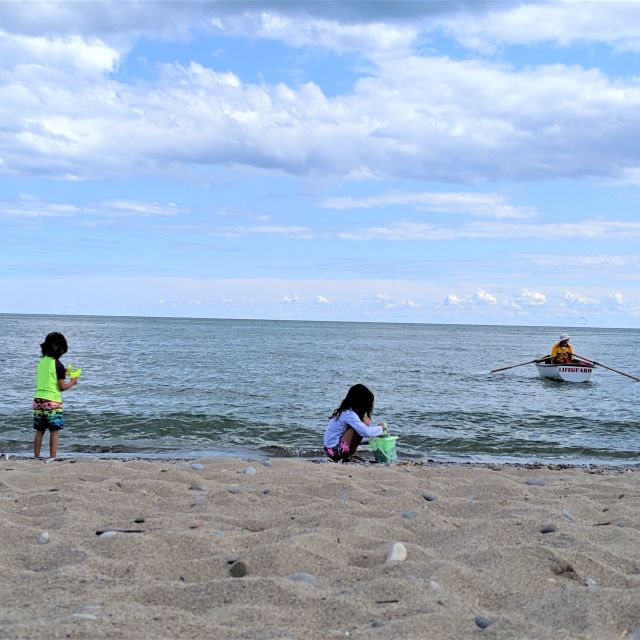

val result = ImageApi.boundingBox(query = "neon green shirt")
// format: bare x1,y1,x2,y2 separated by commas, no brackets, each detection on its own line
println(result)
34,356,65,402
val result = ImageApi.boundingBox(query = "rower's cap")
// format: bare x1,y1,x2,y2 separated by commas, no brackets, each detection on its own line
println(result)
559,333,570,341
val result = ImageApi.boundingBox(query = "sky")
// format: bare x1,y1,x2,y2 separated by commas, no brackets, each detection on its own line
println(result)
1,0,640,327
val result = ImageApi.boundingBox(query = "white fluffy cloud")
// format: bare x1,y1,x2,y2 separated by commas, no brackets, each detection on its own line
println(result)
3,9,640,182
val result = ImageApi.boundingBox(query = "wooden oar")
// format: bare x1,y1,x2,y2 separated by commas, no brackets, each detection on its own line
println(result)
573,353,640,382
491,355,550,374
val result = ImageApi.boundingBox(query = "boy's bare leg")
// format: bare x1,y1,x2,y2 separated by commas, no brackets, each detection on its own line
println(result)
49,431,59,459
34,431,44,458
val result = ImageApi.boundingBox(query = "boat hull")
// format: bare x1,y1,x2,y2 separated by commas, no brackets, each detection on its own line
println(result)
535,362,594,383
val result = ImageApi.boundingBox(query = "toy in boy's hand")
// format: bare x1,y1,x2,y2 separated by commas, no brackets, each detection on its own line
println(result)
66,364,82,379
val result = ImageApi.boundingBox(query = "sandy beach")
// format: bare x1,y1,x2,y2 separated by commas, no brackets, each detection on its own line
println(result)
1,456,639,640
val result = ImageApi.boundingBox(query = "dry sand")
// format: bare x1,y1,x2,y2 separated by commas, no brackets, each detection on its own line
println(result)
1,456,639,640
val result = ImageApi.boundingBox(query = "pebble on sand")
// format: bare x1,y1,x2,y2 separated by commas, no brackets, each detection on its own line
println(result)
540,523,557,534
260,460,272,467
134,516,145,524
189,483,204,491
422,494,437,502
37,531,49,544
288,572,316,586
525,478,546,486
191,463,205,471
475,615,493,629
229,561,249,577
244,466,257,475
227,486,242,494
403,510,417,519
386,542,407,563
560,508,576,522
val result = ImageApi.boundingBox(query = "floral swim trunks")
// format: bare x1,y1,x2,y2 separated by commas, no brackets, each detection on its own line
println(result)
33,398,64,431
324,439,351,462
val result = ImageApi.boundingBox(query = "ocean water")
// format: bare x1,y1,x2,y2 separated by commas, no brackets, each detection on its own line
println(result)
2,314,639,464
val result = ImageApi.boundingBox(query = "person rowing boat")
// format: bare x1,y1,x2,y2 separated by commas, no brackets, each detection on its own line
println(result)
550,332,573,364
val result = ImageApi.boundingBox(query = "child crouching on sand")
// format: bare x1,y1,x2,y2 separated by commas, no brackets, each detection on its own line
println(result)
324,384,386,462
33,332,79,460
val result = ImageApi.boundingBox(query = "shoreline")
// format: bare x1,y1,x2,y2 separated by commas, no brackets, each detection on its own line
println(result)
4,449,640,473
2,456,639,639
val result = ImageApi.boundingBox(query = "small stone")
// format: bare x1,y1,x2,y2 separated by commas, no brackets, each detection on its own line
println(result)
72,613,97,621
525,478,545,486
134,516,145,524
98,530,120,537
560,509,575,522
429,580,440,590
191,495,205,506
226,553,240,564
260,460,272,467
189,520,204,529
244,466,257,475
386,542,407,563
191,463,205,471
37,531,50,544
229,560,249,577
475,615,492,630
467,495,478,502
583,576,599,588
189,483,204,491
211,530,224,537
339,489,349,502
550,558,576,578
403,510,417,519
288,572,316,586
262,489,271,495
227,486,242,494
540,523,557,534
616,521,625,528
422,494,437,502
371,619,384,628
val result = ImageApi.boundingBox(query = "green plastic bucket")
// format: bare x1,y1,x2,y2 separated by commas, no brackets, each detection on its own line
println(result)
368,436,398,463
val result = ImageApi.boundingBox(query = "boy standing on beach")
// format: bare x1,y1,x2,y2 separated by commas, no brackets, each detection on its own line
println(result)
33,332,79,460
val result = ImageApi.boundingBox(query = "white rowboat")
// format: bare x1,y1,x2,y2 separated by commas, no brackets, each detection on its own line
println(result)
535,362,595,383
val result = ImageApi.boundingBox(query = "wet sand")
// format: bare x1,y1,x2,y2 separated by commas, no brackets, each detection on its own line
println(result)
1,456,639,639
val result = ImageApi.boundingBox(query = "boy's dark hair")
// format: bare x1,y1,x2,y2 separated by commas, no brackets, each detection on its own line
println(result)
41,332,68,359
332,383,374,421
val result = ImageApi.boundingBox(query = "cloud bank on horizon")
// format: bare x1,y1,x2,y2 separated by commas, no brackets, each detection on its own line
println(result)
1,0,640,327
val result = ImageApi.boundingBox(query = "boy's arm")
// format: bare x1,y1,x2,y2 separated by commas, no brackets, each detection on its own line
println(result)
59,378,78,391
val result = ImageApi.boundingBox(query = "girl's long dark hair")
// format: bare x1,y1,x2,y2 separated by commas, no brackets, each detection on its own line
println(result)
40,332,68,359
331,384,374,421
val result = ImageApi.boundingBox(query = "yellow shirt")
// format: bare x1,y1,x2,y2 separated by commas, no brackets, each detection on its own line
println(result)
551,343,573,363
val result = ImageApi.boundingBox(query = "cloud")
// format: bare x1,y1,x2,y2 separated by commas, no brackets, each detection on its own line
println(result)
444,293,464,306
434,2,640,54
519,289,546,306
281,293,299,303
475,289,497,305
563,290,599,305
0,198,185,218
342,219,640,241
321,191,533,219
214,224,315,239
316,295,330,304
443,289,498,307
3,16,640,183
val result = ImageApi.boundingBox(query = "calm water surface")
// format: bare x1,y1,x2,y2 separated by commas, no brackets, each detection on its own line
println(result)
2,314,639,464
